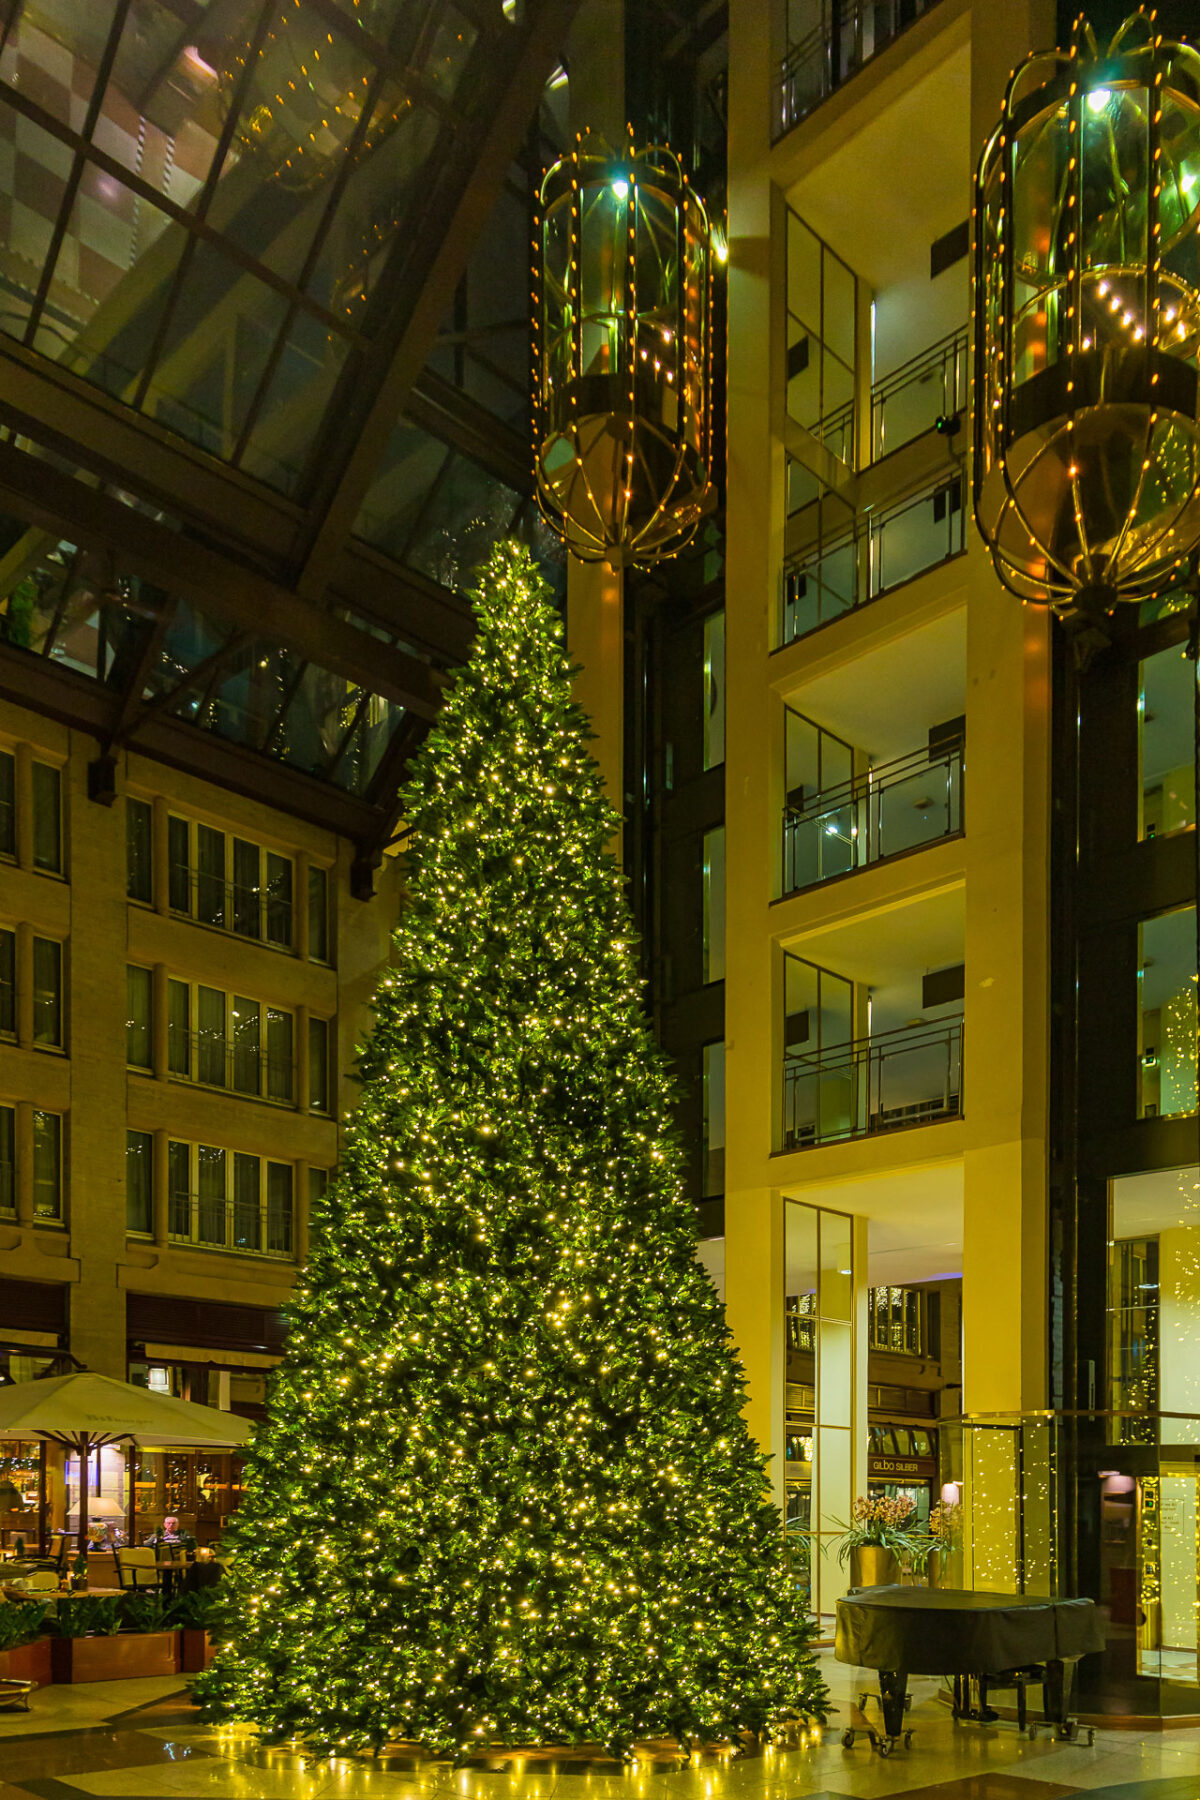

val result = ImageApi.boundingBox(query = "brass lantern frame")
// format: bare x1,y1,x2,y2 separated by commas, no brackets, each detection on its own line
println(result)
972,11,1200,612
532,127,715,568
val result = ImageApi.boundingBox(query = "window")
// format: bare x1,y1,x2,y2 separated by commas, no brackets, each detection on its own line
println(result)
166,1138,294,1258
703,611,725,771
308,1016,329,1112
702,1041,725,1198
0,752,13,858
126,1131,153,1234
0,1107,13,1212
166,979,296,1104
32,1111,62,1220
785,209,858,465
308,1166,328,1218
1138,907,1197,1119
702,828,725,984
126,966,152,1069
308,864,330,963
32,937,62,1048
1139,641,1196,840
0,931,13,1037
31,762,61,873
868,1287,927,1356
167,815,294,947
126,798,153,902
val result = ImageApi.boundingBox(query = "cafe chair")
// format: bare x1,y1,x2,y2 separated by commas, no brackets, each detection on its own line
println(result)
114,1547,161,1591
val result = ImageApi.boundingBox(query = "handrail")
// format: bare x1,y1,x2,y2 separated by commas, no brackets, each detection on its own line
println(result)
784,1014,961,1069
773,0,943,139
167,1192,294,1258
782,734,963,893
785,735,962,824
873,326,968,404
168,1027,295,1102
782,467,966,645
783,1016,963,1148
168,861,293,945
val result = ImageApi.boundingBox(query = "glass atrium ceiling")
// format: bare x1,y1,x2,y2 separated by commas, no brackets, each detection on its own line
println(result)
0,0,481,495
0,0,570,838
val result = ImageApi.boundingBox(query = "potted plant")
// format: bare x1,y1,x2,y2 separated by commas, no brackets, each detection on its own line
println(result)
68,1552,88,1593
834,1495,927,1588
170,1585,221,1673
0,1601,50,1685
926,1499,963,1588
51,1592,181,1683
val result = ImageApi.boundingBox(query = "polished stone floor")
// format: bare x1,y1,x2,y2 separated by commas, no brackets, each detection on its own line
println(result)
3,1656,1200,1800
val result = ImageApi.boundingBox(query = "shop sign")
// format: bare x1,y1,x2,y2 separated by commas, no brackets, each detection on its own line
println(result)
869,1456,937,1478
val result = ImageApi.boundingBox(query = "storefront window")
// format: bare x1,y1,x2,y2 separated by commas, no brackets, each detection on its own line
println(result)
785,1199,856,1621
703,610,724,771
701,1042,724,1199
702,827,725,983
1140,642,1196,840
1138,908,1197,1119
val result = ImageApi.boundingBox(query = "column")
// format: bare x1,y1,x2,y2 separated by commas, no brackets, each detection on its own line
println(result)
152,797,170,915
14,1102,33,1228
152,964,169,1081
295,851,311,963
13,743,32,873
15,922,32,1049
296,1005,310,1113
152,1129,169,1249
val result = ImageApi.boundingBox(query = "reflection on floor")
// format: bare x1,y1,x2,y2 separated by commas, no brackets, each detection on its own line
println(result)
5,1655,1200,1800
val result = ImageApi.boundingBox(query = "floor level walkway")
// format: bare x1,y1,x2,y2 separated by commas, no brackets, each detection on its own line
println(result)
2,1655,1199,1800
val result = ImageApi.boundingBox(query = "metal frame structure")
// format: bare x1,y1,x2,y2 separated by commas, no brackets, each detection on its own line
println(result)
0,0,582,884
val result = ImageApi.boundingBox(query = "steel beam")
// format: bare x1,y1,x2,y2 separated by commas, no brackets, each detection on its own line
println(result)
290,0,581,600
0,644,381,839
0,442,444,719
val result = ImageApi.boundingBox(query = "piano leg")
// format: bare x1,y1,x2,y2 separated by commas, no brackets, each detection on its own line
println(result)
877,1669,909,1741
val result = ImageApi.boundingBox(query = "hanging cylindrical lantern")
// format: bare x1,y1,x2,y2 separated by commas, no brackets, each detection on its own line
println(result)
533,128,714,568
973,12,1200,612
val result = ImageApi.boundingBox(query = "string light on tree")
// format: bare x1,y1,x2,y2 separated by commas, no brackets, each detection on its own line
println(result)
196,541,829,1759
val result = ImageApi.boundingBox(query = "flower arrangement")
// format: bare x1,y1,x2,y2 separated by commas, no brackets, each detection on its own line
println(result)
928,1500,962,1548
834,1494,928,1567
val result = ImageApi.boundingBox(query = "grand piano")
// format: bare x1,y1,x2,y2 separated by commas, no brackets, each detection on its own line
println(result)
835,1586,1104,1756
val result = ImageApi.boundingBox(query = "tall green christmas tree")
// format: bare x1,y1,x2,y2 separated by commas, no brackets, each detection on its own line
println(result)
197,541,829,1758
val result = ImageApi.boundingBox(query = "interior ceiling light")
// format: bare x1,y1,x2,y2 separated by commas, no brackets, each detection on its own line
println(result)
533,127,716,568
972,11,1200,616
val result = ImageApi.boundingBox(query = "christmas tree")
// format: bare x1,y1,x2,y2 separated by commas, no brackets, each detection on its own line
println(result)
197,540,829,1758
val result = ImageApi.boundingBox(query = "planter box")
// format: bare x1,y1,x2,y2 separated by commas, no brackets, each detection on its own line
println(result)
0,1638,53,1685
181,1628,213,1673
51,1630,181,1684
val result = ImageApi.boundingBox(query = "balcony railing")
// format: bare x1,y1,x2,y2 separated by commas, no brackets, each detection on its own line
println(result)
168,863,292,949
783,1016,963,1149
167,1192,294,1259
774,0,942,140
782,469,965,646
167,1028,295,1105
872,329,968,461
782,734,963,894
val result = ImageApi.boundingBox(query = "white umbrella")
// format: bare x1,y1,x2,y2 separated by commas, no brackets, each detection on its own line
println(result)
0,1372,254,1552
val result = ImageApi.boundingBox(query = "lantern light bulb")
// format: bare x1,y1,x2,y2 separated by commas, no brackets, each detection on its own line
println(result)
611,177,629,199
1087,87,1111,113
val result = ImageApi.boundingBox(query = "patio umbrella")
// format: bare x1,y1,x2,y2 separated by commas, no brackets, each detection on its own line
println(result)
0,1372,254,1551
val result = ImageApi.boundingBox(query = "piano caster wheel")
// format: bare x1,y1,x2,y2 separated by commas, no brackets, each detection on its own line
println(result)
1026,1726,1038,1740
903,1731,914,1750
877,1739,893,1758
841,1730,855,1749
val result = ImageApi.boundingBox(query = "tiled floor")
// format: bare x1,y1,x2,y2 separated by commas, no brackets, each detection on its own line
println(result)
3,1655,1200,1800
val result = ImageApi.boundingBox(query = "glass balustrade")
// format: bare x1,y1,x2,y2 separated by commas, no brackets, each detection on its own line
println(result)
872,329,968,461
783,735,964,893
774,0,944,140
782,470,966,645
782,1016,963,1149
